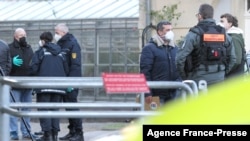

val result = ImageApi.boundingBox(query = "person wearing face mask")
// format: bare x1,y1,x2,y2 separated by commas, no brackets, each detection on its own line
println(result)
30,31,69,141
219,13,247,79
140,20,182,105
8,28,39,140
176,4,236,87
54,23,84,141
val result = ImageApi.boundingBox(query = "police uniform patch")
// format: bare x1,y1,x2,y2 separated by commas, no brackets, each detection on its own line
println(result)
72,53,77,59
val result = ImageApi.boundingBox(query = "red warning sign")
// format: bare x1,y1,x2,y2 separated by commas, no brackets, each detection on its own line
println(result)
102,73,150,94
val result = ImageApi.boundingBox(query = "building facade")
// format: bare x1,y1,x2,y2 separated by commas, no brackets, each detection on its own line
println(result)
139,0,249,51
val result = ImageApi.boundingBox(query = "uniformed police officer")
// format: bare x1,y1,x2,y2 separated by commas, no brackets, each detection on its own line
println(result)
54,23,84,141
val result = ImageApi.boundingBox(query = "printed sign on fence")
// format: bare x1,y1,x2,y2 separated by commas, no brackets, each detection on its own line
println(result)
102,73,150,94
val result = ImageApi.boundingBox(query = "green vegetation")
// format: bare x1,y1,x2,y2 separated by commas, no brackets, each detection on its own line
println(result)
150,3,182,25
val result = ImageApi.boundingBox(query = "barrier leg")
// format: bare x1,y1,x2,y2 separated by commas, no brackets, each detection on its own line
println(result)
198,80,208,94
180,90,187,101
140,93,145,111
0,84,10,141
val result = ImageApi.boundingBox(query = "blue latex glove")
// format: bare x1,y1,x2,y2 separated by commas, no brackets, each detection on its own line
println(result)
13,55,23,67
67,87,74,93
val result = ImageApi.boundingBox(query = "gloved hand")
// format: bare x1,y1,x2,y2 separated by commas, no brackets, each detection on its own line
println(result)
13,55,23,67
67,87,74,93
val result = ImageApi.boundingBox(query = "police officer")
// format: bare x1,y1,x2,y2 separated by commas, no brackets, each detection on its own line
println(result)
54,23,84,141
176,4,236,86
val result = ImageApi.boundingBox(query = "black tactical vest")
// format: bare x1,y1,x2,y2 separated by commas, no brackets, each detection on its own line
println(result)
189,25,227,71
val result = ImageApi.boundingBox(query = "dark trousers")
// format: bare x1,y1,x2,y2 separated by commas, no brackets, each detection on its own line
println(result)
37,93,62,132
62,90,83,131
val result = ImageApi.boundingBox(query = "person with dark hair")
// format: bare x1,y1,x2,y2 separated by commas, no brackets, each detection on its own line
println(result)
176,4,236,86
220,13,247,78
54,23,84,141
140,20,181,105
30,31,69,141
9,28,39,140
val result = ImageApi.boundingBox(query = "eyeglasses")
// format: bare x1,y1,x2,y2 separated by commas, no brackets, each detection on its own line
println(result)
195,13,200,17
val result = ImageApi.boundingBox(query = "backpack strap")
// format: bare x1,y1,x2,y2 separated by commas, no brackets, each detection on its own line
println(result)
189,26,203,35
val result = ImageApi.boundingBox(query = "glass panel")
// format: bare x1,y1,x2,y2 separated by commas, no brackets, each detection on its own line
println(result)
98,66,110,75
98,30,111,48
82,30,96,48
126,52,140,64
84,52,95,64
99,53,110,64
83,65,95,77
96,20,111,29
110,53,125,64
127,66,140,73
111,66,125,72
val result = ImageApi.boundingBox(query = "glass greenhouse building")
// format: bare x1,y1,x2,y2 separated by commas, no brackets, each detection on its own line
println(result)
0,0,140,101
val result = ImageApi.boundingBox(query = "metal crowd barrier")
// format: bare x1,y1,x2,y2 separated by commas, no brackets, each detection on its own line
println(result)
0,76,198,141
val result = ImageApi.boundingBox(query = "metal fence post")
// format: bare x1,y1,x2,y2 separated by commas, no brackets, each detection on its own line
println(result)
140,93,145,111
198,80,208,93
182,80,199,96
0,84,10,141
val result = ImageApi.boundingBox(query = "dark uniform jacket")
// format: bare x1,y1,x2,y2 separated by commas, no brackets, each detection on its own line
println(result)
0,40,11,76
30,42,69,94
56,33,82,77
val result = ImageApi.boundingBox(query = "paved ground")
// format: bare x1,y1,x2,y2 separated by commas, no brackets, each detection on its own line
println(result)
10,120,130,141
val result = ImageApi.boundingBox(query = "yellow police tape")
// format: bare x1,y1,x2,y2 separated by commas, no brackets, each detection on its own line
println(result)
121,76,250,141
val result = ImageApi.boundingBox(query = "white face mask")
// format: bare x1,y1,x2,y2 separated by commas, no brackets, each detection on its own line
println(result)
217,22,225,28
165,30,174,42
39,40,43,47
54,34,62,42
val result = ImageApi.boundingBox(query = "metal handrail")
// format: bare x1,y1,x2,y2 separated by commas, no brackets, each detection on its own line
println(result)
182,80,199,96
3,108,158,118
1,77,194,95
10,102,142,109
0,76,198,141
